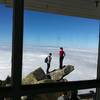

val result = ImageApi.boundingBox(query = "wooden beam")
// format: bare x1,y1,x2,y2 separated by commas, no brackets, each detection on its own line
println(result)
0,79,100,97
2,0,100,19
11,0,24,88
11,0,24,99
96,21,100,100
79,93,96,99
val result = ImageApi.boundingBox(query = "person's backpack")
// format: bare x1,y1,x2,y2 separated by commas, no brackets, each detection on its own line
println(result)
45,57,48,63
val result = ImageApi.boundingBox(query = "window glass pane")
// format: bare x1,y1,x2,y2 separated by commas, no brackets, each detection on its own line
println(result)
22,9,99,84
79,88,96,100
0,4,12,87
20,88,96,100
1,88,96,100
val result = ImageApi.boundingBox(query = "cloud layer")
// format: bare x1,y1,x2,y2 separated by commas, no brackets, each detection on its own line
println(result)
0,46,98,82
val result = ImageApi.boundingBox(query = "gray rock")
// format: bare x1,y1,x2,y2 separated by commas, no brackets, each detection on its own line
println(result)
22,65,74,100
22,68,59,100
22,67,47,85
48,65,74,81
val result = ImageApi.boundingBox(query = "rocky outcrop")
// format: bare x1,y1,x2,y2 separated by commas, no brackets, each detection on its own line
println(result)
22,67,59,100
22,65,74,84
48,65,74,81
22,67,47,85
1,65,75,100
22,65,74,100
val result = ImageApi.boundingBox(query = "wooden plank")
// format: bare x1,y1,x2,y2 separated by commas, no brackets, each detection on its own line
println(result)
11,0,24,88
79,93,96,99
2,0,100,19
96,21,100,100
11,0,24,99
0,79,100,97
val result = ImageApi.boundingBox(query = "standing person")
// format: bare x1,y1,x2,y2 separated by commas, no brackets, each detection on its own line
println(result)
45,53,52,74
59,47,65,69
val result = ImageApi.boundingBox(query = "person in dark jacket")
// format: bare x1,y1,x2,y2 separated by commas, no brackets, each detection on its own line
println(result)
46,53,52,74
59,47,65,69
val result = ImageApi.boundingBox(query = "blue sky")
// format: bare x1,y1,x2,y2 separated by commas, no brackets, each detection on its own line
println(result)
0,4,99,49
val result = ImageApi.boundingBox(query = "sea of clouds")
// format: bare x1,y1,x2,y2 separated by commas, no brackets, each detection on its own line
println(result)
0,46,98,80
22,46,98,81
0,46,98,93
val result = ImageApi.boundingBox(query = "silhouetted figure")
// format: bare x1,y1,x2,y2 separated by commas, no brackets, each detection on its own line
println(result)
5,75,11,86
70,90,80,100
90,90,95,100
0,80,2,86
45,53,52,74
59,47,65,69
